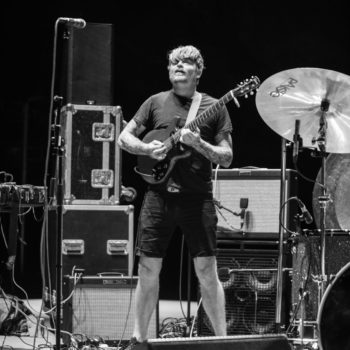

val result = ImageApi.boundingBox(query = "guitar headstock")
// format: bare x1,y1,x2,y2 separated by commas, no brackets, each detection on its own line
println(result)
234,76,260,98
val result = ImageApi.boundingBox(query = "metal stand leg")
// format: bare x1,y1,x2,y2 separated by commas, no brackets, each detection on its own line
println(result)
275,138,287,329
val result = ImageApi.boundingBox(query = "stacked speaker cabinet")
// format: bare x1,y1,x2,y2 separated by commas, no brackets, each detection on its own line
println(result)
61,103,123,205
197,168,295,336
59,22,115,106
48,204,134,281
46,22,140,344
198,240,290,336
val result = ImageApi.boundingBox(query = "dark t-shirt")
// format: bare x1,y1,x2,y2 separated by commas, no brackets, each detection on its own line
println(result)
133,90,232,194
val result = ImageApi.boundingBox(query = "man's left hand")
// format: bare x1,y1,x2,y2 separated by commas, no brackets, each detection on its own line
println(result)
180,127,201,147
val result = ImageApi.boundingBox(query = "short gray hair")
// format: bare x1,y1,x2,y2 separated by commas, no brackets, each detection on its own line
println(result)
167,45,205,73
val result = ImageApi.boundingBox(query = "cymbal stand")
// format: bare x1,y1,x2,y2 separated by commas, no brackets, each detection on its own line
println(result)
275,138,287,330
315,98,331,298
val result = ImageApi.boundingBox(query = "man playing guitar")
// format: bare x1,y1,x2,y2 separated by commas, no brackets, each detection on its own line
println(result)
118,45,233,349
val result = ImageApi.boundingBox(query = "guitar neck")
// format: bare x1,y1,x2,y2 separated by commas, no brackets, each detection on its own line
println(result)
161,76,260,151
163,91,234,150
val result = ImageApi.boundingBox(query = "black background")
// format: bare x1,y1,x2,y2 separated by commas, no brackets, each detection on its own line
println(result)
1,0,350,300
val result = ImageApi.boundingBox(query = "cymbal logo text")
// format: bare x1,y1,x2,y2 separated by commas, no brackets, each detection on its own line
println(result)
269,77,298,97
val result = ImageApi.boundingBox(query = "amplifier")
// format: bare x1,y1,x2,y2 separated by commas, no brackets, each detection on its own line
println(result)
142,334,290,349
62,276,158,342
197,240,289,336
212,168,296,239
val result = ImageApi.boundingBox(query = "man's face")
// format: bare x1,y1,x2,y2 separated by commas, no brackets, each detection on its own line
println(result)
168,57,201,87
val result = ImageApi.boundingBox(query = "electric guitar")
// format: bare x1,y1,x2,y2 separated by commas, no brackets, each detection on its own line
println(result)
135,76,260,185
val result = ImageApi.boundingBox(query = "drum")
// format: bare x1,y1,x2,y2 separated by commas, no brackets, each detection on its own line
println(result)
317,261,350,350
313,153,350,230
291,229,350,321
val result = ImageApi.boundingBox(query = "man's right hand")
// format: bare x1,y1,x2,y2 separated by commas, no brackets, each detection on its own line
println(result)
146,140,167,160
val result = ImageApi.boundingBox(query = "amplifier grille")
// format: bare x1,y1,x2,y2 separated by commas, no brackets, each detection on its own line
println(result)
215,178,281,233
198,245,279,336
212,169,296,239
63,276,157,341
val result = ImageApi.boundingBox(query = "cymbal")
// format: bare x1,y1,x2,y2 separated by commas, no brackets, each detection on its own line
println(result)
255,67,350,153
312,153,350,229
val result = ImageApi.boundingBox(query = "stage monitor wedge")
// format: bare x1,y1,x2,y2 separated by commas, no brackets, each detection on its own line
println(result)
141,334,291,350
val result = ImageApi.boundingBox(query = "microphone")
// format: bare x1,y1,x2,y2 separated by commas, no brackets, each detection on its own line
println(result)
297,199,313,224
239,198,248,229
293,119,303,161
58,17,87,29
293,119,300,160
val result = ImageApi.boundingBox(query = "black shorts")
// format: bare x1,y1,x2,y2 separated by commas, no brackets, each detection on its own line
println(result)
136,190,218,258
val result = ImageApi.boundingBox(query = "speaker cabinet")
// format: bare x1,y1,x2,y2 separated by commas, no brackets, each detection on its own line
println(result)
212,169,296,240
62,276,157,342
198,240,290,336
47,204,134,289
59,22,115,105
61,104,122,204
291,230,350,321
142,334,291,350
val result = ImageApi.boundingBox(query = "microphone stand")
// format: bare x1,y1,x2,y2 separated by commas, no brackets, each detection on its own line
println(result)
51,97,65,350
186,250,192,337
316,99,330,299
46,18,86,350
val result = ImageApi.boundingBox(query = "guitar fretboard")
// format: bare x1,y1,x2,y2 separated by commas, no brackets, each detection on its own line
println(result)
162,76,259,151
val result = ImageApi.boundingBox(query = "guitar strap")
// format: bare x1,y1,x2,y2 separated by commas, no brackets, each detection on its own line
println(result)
166,91,202,193
185,91,202,125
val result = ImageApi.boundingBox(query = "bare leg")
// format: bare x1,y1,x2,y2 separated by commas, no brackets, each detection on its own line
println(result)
194,256,226,336
133,256,163,341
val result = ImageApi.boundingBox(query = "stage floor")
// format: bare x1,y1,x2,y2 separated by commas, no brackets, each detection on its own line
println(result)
0,299,320,350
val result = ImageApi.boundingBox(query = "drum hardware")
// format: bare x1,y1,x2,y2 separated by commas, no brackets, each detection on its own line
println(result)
296,279,309,344
289,337,319,350
256,67,350,348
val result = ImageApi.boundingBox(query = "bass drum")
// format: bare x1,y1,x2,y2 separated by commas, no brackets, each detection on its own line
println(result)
317,261,350,350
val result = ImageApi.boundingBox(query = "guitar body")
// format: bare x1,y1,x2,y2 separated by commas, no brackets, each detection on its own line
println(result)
135,118,191,185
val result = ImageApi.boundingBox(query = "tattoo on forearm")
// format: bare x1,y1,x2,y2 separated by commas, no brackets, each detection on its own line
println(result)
119,133,148,155
195,140,232,167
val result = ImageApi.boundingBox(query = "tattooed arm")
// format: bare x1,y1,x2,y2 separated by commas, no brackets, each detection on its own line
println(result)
117,119,167,160
180,128,233,168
